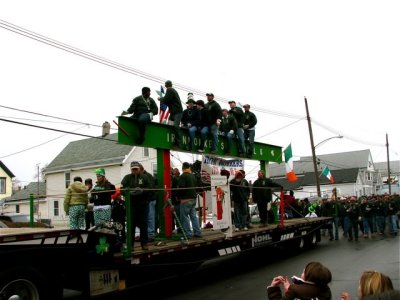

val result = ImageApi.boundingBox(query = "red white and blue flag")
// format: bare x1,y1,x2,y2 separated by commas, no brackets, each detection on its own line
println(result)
157,85,169,124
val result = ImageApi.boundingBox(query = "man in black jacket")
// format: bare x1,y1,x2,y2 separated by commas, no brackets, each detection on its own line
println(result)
243,104,257,158
121,161,152,250
123,87,158,145
252,170,281,226
158,80,183,149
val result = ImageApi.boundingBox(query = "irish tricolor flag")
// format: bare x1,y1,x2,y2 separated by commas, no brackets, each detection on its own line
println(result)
284,144,298,182
322,166,334,184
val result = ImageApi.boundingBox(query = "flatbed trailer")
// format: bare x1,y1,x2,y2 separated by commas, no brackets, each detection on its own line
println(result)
0,217,331,299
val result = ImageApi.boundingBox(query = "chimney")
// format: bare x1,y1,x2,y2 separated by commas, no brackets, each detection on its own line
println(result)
102,121,110,137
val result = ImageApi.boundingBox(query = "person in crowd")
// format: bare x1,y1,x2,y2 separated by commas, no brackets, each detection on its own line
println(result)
341,270,394,300
122,86,158,144
267,261,332,300
228,100,246,157
158,80,183,149
252,170,281,226
200,93,222,154
360,197,375,238
121,161,152,251
242,104,257,158
181,95,200,151
320,197,334,241
138,163,157,242
328,188,341,241
91,168,115,227
386,195,399,236
219,108,238,156
111,187,126,241
230,170,250,231
302,198,311,217
196,99,211,153
374,196,387,235
64,176,89,229
84,178,95,230
283,190,296,219
343,196,360,241
176,162,202,239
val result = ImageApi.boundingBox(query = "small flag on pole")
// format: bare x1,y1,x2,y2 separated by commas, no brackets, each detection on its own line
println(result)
322,166,334,184
284,144,298,182
156,85,169,124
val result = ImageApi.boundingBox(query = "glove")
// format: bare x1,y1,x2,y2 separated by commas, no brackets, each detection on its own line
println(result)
148,112,153,120
187,123,191,128
243,125,249,129
121,110,129,116
216,119,221,126
229,130,234,135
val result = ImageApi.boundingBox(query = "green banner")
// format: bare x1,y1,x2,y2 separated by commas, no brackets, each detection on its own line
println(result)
117,116,282,163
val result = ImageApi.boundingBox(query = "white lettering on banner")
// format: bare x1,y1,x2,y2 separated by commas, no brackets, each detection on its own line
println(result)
251,233,272,247
280,233,295,241
211,175,231,230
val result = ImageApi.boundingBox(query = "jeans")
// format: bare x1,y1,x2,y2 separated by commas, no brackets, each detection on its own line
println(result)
363,216,373,235
135,113,151,142
333,216,340,239
387,215,398,235
344,216,359,240
244,129,255,155
169,112,183,146
187,126,198,150
221,131,234,152
180,199,202,238
236,127,246,154
376,215,386,234
148,200,156,239
233,201,248,229
130,202,149,247
210,124,219,151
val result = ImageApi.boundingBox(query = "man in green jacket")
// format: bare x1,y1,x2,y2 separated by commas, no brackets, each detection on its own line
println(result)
243,104,257,158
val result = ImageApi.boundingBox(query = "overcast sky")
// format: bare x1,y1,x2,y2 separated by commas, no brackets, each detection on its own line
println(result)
1,0,399,185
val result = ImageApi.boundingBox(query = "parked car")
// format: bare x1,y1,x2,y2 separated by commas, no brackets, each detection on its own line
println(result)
0,213,53,228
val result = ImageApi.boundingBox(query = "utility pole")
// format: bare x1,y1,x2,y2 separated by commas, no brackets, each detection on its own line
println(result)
386,133,391,195
305,97,321,197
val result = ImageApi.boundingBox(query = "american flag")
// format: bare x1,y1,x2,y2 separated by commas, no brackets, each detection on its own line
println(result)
157,85,169,124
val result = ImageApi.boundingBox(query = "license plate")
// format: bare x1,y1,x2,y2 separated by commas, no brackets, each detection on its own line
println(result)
89,270,119,296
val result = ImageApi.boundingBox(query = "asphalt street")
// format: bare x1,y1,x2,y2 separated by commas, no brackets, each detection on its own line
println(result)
146,233,400,300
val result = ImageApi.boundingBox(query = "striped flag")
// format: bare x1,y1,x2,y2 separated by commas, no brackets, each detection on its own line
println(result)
156,86,169,124
322,166,334,184
284,144,298,182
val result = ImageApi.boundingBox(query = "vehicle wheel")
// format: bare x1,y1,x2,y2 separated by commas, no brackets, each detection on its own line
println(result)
0,267,62,300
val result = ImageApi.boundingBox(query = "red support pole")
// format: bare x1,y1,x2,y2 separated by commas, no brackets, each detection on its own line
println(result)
163,150,173,237
202,191,206,225
280,188,285,228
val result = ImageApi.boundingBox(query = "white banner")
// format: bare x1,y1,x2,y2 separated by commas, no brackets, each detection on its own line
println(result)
210,175,232,231
200,155,244,185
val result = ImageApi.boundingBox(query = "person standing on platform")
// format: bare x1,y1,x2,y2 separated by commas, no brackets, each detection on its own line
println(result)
64,176,89,229
228,100,246,157
84,178,95,230
121,161,152,251
252,170,281,226
201,93,222,154
91,168,115,227
230,170,250,231
177,162,202,238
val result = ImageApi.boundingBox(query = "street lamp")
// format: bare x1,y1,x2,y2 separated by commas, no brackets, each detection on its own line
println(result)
313,135,343,197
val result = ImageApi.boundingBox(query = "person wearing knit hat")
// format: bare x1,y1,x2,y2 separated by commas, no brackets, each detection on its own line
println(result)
230,168,250,231
176,162,202,239
182,95,201,151
92,167,116,227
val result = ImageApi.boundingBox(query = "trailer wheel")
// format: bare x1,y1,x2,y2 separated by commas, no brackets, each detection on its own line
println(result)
0,267,62,300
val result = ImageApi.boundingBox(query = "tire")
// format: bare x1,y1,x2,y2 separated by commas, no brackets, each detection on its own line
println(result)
0,267,62,300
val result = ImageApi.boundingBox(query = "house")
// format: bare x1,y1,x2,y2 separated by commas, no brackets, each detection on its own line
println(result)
2,182,46,216
40,133,157,226
374,160,400,194
268,149,383,199
0,161,15,201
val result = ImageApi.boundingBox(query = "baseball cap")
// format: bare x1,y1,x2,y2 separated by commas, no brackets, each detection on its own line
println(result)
228,100,236,104
206,93,214,97
243,104,250,108
130,161,141,169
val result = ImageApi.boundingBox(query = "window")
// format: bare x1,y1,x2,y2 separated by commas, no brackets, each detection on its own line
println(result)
65,172,71,188
0,177,5,194
16,205,20,213
152,163,157,177
54,200,59,216
366,172,372,181
143,147,149,157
